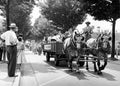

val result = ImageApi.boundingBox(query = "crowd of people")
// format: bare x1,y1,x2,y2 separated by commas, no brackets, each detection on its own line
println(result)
0,23,25,77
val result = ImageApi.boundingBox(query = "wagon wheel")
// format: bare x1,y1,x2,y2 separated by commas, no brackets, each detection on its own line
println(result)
46,52,50,62
78,56,85,67
55,55,59,66
43,51,46,55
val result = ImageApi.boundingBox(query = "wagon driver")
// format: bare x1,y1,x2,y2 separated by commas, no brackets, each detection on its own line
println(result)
83,21,94,41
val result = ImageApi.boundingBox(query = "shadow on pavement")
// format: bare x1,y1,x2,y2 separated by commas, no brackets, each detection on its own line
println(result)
88,70,116,81
45,60,90,80
45,60,68,69
44,60,117,81
65,69,89,80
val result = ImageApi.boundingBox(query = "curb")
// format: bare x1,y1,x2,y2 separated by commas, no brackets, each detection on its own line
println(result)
12,69,21,86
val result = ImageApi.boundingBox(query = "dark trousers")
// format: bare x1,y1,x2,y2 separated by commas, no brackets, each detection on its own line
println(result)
0,48,3,61
2,48,6,62
6,45,17,76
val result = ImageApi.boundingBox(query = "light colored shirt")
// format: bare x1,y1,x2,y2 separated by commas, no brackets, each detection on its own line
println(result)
52,34,63,42
83,26,93,33
1,30,18,46
17,41,24,50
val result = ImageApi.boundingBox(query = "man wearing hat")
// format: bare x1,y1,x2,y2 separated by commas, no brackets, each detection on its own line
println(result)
0,23,18,77
83,21,92,32
83,21,94,41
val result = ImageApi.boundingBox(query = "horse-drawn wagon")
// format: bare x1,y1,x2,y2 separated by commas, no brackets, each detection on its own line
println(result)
43,30,86,68
42,31,86,67
43,41,67,66
43,25,111,74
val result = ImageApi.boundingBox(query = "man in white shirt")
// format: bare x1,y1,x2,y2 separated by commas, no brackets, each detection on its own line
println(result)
1,23,18,77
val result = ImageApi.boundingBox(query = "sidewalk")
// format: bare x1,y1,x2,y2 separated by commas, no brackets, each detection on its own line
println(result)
108,54,120,65
0,62,21,86
0,49,119,86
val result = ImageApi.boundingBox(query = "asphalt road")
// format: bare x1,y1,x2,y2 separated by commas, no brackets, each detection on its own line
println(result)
20,51,120,86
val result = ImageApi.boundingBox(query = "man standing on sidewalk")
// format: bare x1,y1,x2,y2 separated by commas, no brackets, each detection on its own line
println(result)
0,23,18,77
0,38,3,62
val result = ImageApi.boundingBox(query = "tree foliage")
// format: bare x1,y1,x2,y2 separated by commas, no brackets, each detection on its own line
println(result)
41,0,86,32
9,0,33,39
0,0,35,39
31,16,58,40
83,0,120,21
83,0,120,59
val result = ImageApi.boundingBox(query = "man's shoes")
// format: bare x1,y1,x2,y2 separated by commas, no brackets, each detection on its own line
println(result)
9,75,18,77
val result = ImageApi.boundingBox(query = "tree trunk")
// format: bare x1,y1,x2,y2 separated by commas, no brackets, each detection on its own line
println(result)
6,0,10,30
111,18,116,60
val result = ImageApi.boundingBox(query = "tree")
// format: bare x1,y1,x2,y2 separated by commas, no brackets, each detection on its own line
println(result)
0,0,6,15
41,0,86,32
0,0,35,39
83,0,120,60
31,16,58,40
10,0,33,39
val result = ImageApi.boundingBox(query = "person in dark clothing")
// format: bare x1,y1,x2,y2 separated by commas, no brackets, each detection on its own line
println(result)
0,39,3,62
0,47,3,61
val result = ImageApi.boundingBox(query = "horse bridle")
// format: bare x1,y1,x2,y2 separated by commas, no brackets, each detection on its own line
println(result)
71,35,83,50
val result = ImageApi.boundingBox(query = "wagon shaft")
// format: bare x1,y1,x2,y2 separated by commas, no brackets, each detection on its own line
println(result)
78,59,97,62
81,55,106,60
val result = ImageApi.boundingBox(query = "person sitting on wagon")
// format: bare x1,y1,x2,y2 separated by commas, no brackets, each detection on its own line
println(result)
47,33,55,42
50,31,64,42
83,21,94,41
64,28,73,39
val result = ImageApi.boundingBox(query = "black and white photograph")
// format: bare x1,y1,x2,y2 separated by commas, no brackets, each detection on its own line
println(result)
0,0,120,86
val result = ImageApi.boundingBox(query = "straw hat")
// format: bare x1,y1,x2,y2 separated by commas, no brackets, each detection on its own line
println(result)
18,33,23,37
9,23,17,28
85,21,90,25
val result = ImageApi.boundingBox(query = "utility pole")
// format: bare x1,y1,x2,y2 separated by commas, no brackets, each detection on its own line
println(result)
6,0,10,30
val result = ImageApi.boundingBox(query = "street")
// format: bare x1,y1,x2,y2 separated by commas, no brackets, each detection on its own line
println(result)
0,0,120,86
20,50,120,86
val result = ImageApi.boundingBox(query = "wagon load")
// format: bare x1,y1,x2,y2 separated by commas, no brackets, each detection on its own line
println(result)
42,34,66,66
43,41,64,54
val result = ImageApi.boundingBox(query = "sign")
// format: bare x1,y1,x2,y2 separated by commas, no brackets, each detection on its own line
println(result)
44,44,51,50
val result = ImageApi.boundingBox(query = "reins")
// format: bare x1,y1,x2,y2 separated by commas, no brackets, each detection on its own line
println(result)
71,37,77,49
